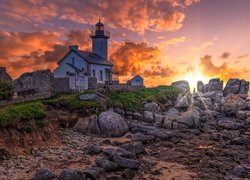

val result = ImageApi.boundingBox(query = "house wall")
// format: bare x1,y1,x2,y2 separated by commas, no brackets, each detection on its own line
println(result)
53,51,88,78
131,77,144,86
90,64,112,83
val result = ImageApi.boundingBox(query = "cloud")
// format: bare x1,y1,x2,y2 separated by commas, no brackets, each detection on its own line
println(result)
220,51,231,59
200,55,248,80
238,53,250,59
0,0,200,34
157,36,186,49
190,38,217,52
110,41,177,82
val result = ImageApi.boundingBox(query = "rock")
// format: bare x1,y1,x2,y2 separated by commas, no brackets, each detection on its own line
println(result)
96,157,118,172
131,133,155,143
217,118,244,130
33,169,54,180
143,102,159,113
236,110,250,120
122,169,136,179
162,108,180,129
83,167,104,179
174,94,189,108
197,81,204,92
112,147,132,158
220,95,245,115
171,80,190,94
154,114,164,127
143,111,154,123
89,145,102,154
177,108,201,129
193,97,213,110
112,156,140,170
233,166,247,176
131,124,159,134
230,137,250,145
59,169,86,180
98,111,129,137
106,175,123,180
146,129,172,140
13,70,54,95
132,112,142,120
79,93,98,100
224,78,249,96
73,115,101,135
121,142,145,155
207,78,223,92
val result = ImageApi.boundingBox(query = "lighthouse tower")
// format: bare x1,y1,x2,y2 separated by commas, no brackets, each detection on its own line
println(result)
90,19,110,60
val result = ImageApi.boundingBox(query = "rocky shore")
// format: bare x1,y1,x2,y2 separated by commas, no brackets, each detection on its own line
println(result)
0,78,249,179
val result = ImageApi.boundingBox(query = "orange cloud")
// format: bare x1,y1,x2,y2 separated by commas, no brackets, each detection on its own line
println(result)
200,55,249,81
220,51,231,59
190,38,217,52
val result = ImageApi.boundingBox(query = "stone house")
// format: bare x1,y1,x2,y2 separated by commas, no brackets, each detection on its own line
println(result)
127,75,144,86
0,67,12,81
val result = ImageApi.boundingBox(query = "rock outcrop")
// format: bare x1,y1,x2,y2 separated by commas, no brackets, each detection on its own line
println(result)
224,78,249,96
171,80,190,94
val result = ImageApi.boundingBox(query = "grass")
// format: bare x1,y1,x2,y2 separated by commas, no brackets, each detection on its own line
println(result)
107,85,180,111
0,102,46,126
41,93,102,110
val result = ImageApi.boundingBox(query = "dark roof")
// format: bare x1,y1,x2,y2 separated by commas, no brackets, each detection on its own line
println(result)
131,75,143,81
57,49,113,66
96,19,104,27
66,63,82,73
0,67,12,81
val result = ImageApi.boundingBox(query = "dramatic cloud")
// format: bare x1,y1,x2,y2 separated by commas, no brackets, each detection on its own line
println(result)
220,51,231,59
110,41,177,84
0,0,200,34
200,55,248,80
157,36,186,49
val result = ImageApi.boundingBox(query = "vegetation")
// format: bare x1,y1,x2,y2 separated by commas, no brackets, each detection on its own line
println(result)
0,102,46,126
107,86,180,111
41,93,102,110
0,80,14,100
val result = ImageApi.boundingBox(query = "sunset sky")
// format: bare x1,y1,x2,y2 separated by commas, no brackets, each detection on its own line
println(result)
0,0,250,87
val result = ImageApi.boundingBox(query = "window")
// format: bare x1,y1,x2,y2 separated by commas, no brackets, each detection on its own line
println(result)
92,69,95,77
72,57,75,65
136,79,140,86
100,70,103,81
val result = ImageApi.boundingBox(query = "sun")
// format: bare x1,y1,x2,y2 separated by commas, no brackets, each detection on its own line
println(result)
183,71,209,92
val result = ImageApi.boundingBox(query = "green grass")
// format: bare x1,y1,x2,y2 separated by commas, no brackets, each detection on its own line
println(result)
107,85,179,112
0,102,46,126
41,93,102,110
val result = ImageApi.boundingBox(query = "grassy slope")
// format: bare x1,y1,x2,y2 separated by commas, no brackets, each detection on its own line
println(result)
0,86,179,125
107,85,179,112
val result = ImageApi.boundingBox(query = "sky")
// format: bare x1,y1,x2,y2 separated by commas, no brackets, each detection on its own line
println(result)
0,0,250,88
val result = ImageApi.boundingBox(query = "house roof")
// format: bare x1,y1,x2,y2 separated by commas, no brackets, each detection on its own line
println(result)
57,49,113,66
131,75,143,81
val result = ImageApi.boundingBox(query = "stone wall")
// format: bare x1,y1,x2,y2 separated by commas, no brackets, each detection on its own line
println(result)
53,77,72,94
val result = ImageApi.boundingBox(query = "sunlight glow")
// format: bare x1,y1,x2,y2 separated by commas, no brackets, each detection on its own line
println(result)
183,71,209,92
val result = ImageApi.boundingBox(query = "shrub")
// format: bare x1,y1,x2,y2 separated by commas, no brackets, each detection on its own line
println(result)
0,80,13,100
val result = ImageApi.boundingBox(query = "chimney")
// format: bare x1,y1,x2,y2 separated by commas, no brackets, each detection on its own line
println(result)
69,45,79,51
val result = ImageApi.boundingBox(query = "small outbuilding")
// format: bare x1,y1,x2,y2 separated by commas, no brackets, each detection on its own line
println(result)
127,75,144,86
0,67,12,81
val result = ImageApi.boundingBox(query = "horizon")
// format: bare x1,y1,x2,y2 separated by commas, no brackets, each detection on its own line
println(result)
0,0,250,89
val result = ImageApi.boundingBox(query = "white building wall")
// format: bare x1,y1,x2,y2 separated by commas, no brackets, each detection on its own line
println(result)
90,64,112,83
131,77,144,86
53,52,88,78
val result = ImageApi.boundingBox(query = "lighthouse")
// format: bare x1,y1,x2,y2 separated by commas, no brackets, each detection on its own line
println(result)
90,19,110,60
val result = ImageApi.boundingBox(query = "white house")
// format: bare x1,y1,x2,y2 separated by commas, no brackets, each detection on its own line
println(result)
127,75,144,86
53,20,117,84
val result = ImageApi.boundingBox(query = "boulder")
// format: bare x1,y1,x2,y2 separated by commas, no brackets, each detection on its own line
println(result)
112,156,140,170
83,167,104,179
59,169,86,180
207,78,223,92
154,114,164,127
33,169,54,180
171,80,190,94
133,112,142,120
221,95,245,115
197,81,204,92
146,129,172,140
143,102,159,113
130,124,159,134
236,110,250,120
230,137,250,145
120,142,145,155
174,94,189,109
131,133,155,143
98,111,129,137
143,111,154,123
73,115,101,135
96,157,118,172
162,108,180,129
177,108,201,129
13,70,54,95
224,78,249,96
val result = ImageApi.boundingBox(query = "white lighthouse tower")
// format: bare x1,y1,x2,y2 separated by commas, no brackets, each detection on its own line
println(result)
90,19,110,59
